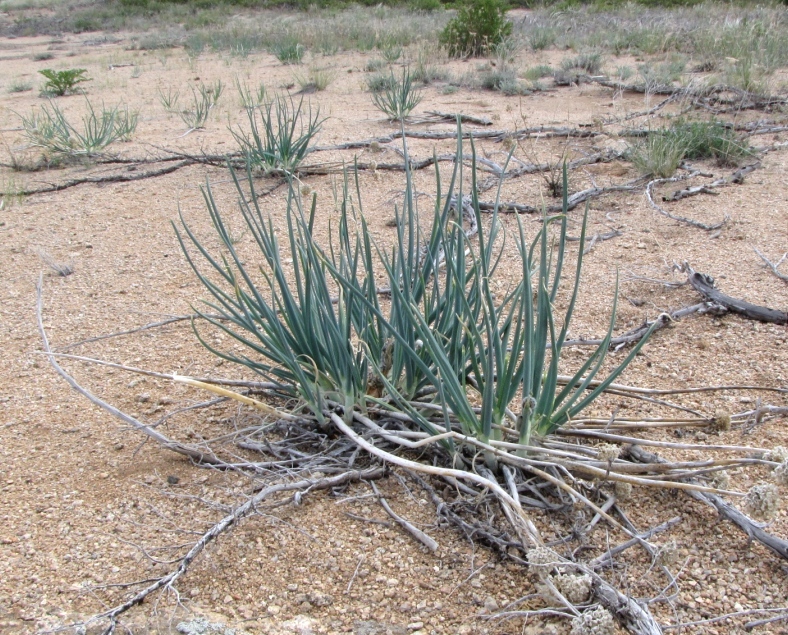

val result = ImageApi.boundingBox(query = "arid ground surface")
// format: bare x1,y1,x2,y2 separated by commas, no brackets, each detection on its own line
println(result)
0,15,787,635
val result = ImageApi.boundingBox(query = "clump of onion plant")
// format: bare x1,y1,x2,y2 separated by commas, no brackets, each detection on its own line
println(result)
231,95,324,174
177,125,657,471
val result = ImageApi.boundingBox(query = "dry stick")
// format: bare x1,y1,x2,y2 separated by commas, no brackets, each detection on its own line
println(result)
663,162,760,202
81,468,386,633
754,248,788,284
563,303,709,350
555,375,787,397
36,277,224,466
328,412,543,548
481,183,640,215
627,446,788,563
744,611,788,630
2,160,193,197
591,517,683,568
685,266,788,325
645,173,728,230
662,608,788,631
369,481,439,552
55,314,207,351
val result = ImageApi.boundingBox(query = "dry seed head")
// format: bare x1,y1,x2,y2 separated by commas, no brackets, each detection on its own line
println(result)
774,461,788,486
711,410,731,431
570,606,616,635
743,483,780,520
527,546,560,577
655,540,679,567
553,573,593,604
369,140,382,153
300,184,313,198
710,470,731,490
596,443,620,462
614,481,632,500
766,446,788,463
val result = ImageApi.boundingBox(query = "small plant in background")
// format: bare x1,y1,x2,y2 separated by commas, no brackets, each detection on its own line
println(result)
480,69,529,95
629,119,752,177
8,78,33,94
371,67,423,121
32,52,55,61
178,82,220,130
440,0,513,58
39,68,90,96
365,58,387,73
235,77,267,110
231,95,324,174
366,72,399,93
20,99,138,157
157,85,179,111
722,56,768,95
272,40,305,65
523,64,553,81
528,25,556,51
293,66,336,93
379,40,403,64
560,53,603,76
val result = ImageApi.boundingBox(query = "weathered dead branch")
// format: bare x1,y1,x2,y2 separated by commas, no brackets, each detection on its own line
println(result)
662,162,759,202
77,468,386,634
627,445,788,562
645,172,728,230
754,248,788,284
682,264,788,324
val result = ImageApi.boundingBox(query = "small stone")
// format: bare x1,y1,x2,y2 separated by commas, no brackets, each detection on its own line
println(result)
407,623,423,631
136,393,151,403
167,475,180,485
267,605,281,616
483,596,499,612
223,594,233,604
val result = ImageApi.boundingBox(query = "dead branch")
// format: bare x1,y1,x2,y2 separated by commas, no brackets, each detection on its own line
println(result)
591,516,683,568
482,183,640,215
754,248,788,284
563,302,713,349
684,265,787,324
79,468,386,634
663,162,760,202
626,445,788,563
645,173,728,230
2,160,194,197
369,481,438,551
37,276,225,466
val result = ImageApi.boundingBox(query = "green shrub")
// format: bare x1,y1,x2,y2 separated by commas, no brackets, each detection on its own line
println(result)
39,68,89,96
440,0,512,58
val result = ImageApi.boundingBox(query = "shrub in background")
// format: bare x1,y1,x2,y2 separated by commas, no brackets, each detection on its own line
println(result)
440,0,512,58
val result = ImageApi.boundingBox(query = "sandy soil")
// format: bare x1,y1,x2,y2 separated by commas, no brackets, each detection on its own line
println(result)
0,28,787,635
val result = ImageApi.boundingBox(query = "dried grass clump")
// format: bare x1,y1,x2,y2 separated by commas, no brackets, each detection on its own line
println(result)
571,606,616,635
743,483,780,520
711,410,731,431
